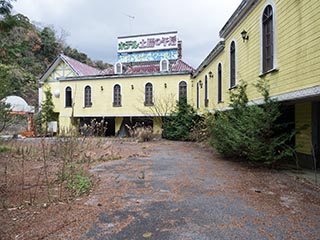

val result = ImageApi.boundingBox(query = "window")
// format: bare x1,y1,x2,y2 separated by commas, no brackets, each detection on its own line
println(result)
160,59,169,71
113,84,121,107
84,85,92,107
218,63,222,103
262,5,274,72
204,75,208,107
179,81,187,102
230,41,236,88
196,81,200,109
65,86,72,107
144,83,153,106
115,62,122,74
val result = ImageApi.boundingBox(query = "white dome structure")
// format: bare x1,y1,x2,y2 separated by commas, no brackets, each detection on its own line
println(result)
1,96,35,113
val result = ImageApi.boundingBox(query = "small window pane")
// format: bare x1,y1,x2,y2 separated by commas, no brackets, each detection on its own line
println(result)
84,86,92,107
218,63,222,103
179,81,187,102
65,87,72,107
113,84,121,107
145,83,153,106
230,42,236,87
263,5,274,72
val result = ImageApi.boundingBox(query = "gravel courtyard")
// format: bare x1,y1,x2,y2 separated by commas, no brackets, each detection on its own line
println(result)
2,140,320,239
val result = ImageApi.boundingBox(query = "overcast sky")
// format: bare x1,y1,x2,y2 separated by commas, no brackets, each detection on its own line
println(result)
13,0,242,68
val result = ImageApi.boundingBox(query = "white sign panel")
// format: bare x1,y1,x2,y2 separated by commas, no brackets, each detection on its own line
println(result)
118,32,178,53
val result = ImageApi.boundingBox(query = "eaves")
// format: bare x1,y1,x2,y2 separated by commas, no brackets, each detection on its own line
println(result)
59,71,192,82
192,41,225,78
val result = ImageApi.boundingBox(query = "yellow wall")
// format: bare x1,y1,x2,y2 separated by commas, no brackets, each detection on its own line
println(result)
43,72,191,132
295,102,312,155
56,74,191,118
193,0,320,110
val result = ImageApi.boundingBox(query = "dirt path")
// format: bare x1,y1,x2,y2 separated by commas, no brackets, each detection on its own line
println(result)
2,140,320,239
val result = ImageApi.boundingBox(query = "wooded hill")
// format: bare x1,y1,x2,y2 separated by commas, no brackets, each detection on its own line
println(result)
0,1,111,107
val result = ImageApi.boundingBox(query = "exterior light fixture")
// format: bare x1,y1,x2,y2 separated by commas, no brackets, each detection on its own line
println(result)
100,86,104,91
241,30,249,42
199,80,203,88
208,71,213,78
164,83,167,88
131,84,134,90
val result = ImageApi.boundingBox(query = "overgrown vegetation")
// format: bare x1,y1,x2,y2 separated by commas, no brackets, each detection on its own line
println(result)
207,79,296,166
0,135,122,208
164,98,198,141
126,123,155,142
0,101,12,133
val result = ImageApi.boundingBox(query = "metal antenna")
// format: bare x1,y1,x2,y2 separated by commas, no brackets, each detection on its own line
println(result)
123,13,135,34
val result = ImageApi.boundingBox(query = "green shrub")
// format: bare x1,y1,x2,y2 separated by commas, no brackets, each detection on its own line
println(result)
207,79,296,166
0,145,12,152
67,168,92,196
164,98,197,140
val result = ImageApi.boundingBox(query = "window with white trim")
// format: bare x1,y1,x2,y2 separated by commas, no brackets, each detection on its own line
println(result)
196,82,200,109
113,84,121,107
144,83,153,106
262,5,274,73
218,63,222,103
160,59,169,72
84,85,92,107
115,62,122,74
179,81,187,102
204,75,208,107
230,41,236,88
65,86,72,107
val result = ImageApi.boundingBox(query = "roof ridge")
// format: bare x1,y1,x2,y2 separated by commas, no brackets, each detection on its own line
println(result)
60,54,101,76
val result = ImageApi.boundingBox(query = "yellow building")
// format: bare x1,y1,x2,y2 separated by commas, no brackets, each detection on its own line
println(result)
40,1,320,167
39,31,193,137
192,0,320,167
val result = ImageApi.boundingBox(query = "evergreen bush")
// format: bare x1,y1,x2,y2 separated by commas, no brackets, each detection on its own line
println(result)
207,80,296,166
164,98,197,140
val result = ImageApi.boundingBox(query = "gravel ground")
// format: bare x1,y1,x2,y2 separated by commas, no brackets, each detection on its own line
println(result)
81,141,320,240
2,140,319,239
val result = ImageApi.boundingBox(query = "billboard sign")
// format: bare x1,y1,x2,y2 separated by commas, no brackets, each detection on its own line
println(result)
117,49,178,63
118,32,178,53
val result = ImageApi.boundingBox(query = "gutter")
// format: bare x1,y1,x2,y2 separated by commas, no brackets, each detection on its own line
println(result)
192,41,225,78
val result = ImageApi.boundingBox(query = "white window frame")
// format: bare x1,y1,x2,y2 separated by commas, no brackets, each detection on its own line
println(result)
160,59,169,72
115,62,123,74
260,0,278,75
65,86,73,108
178,80,188,102
229,39,237,89
112,83,122,107
83,84,93,108
144,82,154,106
217,61,223,103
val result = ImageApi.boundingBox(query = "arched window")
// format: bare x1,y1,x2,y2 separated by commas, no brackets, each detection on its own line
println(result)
218,63,222,103
160,59,169,71
230,41,236,88
204,75,208,107
65,86,72,107
196,81,200,109
262,5,274,72
144,83,153,106
84,85,92,107
113,84,121,107
179,81,187,102
115,62,122,74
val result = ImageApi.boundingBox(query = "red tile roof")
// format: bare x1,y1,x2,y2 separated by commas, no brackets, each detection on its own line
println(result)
59,54,194,77
60,54,101,76
98,60,194,76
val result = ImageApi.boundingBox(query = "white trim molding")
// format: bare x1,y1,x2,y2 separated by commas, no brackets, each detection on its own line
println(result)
260,0,278,75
